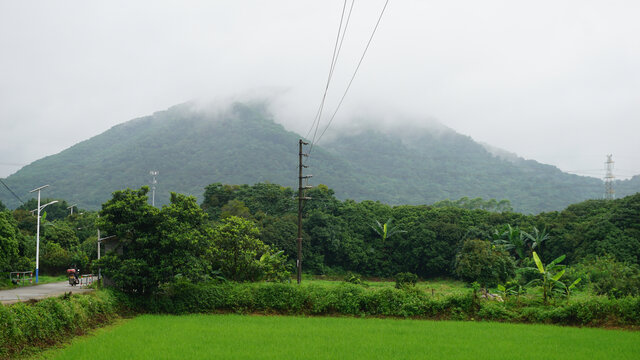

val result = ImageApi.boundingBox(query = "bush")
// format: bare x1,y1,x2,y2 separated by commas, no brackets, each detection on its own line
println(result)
343,272,362,285
394,272,418,289
77,282,640,333
477,302,516,321
211,216,291,283
582,256,640,298
515,258,539,285
40,242,72,274
253,283,307,313
0,290,120,357
454,239,516,287
96,189,214,295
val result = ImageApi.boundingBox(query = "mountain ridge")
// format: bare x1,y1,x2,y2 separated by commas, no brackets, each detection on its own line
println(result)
1,101,638,213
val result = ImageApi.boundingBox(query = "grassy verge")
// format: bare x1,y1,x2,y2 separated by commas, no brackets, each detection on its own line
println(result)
0,289,123,359
0,275,68,290
305,277,470,295
137,281,640,328
40,314,640,360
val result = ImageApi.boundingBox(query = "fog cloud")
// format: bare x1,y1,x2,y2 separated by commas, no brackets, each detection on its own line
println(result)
1,0,639,180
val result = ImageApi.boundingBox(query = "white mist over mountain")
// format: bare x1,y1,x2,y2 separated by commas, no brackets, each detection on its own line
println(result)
1,1,639,180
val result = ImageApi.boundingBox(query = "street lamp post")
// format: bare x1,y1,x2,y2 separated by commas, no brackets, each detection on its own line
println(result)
67,203,77,216
29,185,58,284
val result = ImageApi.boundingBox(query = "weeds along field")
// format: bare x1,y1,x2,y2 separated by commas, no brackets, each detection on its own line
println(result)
304,277,471,296
40,314,640,360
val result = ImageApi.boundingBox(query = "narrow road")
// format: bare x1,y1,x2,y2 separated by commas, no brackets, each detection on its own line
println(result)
0,279,95,305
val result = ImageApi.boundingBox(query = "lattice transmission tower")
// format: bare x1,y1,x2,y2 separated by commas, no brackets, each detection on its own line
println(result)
604,155,615,200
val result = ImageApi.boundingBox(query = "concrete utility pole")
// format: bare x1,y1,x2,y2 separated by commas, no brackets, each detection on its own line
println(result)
604,154,615,200
96,215,115,284
150,170,159,207
97,220,101,282
297,139,312,284
29,185,58,284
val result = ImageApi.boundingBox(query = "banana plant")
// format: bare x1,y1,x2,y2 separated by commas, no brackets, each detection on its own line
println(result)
528,251,567,304
371,218,405,242
559,278,582,301
497,281,524,303
521,226,549,256
492,224,527,262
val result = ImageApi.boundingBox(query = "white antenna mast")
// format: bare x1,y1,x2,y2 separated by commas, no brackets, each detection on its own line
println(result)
150,170,159,207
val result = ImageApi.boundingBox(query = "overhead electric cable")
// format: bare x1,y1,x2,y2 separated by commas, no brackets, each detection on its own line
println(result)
308,0,356,147
0,178,25,205
305,0,353,142
311,0,390,152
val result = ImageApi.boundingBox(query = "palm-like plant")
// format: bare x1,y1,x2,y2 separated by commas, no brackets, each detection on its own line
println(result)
497,281,524,304
521,226,549,255
559,277,582,301
371,218,405,242
529,251,566,304
492,224,527,262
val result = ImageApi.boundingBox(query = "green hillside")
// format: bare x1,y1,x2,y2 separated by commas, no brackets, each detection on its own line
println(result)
1,101,638,213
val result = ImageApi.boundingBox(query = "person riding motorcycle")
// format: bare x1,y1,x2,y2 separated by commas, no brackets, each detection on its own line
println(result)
67,266,79,286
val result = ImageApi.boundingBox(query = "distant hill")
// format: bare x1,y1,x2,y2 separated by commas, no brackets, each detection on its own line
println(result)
1,101,638,213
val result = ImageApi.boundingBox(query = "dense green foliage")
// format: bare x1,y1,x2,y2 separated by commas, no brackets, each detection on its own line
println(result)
16,198,72,222
209,216,290,282
433,197,514,212
0,290,121,358
95,187,291,294
394,272,418,289
0,210,34,275
202,182,295,220
95,188,214,294
454,239,515,287
566,256,640,298
0,200,98,281
0,211,20,273
2,179,639,296
201,182,639,281
3,102,639,213
132,281,640,328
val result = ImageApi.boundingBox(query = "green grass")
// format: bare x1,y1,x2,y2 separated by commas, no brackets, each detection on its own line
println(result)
0,275,67,290
41,314,640,360
304,277,471,296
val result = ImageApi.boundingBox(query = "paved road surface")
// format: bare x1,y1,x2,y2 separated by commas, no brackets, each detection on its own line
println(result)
1,280,95,305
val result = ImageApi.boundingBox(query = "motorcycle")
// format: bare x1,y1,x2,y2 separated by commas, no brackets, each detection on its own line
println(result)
67,268,79,286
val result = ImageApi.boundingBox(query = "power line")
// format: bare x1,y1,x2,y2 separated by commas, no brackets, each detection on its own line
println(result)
305,0,348,141
306,0,354,143
312,0,390,151
0,178,25,205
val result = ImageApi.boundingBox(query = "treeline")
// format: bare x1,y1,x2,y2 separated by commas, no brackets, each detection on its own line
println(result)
201,182,640,278
0,198,97,282
2,184,639,284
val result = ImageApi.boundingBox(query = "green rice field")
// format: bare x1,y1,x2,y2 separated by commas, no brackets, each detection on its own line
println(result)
41,314,640,359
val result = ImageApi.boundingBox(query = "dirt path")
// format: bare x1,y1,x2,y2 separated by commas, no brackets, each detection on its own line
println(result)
0,279,95,305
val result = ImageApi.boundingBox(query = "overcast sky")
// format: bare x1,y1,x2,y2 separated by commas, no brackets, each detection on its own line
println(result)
1,1,639,180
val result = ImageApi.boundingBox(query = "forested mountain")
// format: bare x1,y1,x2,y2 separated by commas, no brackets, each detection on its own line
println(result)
1,101,638,213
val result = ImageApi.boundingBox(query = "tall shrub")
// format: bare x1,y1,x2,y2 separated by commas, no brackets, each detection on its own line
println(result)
454,239,515,287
